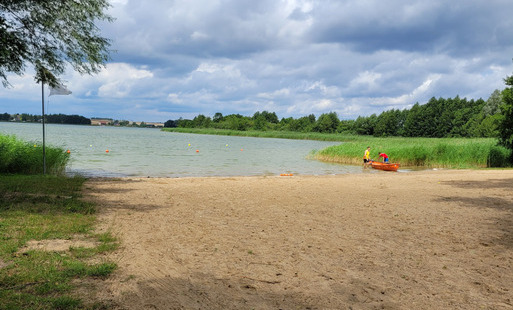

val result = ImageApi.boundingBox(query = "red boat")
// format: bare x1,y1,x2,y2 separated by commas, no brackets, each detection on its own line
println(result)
370,161,400,171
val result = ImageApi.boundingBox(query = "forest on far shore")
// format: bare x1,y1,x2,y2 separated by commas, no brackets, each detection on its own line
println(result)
165,91,504,139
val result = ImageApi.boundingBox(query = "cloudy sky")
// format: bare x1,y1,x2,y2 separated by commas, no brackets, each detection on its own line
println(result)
2,0,513,122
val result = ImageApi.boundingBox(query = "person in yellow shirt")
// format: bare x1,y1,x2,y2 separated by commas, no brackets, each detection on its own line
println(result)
363,146,371,167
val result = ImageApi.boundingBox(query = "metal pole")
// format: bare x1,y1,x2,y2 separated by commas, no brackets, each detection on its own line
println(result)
42,81,46,175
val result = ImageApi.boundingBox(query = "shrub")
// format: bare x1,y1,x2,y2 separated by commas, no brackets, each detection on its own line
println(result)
0,134,69,174
487,145,512,167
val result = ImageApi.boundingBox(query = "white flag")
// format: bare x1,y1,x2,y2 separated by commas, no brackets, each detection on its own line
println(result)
49,84,72,96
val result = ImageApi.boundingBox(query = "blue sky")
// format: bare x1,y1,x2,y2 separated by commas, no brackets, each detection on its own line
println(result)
2,0,513,122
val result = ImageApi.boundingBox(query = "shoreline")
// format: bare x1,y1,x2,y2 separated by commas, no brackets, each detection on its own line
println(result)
71,166,510,179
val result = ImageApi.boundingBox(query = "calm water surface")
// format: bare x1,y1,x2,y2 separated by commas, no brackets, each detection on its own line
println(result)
0,122,364,177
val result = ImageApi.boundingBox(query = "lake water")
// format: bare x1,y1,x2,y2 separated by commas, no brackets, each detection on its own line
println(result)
0,122,364,177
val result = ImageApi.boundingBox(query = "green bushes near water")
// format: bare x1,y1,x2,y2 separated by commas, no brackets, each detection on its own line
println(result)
315,137,512,168
0,134,69,174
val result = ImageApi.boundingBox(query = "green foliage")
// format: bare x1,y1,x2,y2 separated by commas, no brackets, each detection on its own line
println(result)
498,75,513,163
163,88,504,140
487,145,511,167
51,296,82,310
401,97,485,138
483,89,503,116
45,114,91,125
213,112,224,123
374,109,406,136
192,114,212,128
253,111,279,127
352,114,377,135
0,113,11,121
164,119,177,128
280,114,316,132
0,134,69,174
313,112,339,133
0,0,113,87
1,113,91,125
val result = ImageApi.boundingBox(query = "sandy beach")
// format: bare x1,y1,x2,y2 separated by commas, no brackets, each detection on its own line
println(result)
83,169,513,309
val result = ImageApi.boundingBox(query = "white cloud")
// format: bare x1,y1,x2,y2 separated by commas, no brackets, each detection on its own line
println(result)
349,71,382,89
190,31,209,41
167,93,183,104
257,88,291,99
70,63,153,99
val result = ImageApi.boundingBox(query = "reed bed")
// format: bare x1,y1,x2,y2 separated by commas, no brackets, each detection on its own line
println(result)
0,134,69,174
315,137,511,168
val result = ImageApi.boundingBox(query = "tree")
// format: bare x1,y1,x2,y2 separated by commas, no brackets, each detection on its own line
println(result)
352,114,377,135
164,120,177,128
0,112,10,121
374,109,405,137
313,112,339,133
295,115,316,132
498,75,513,162
1,0,112,87
483,89,503,116
213,112,224,123
192,114,211,128
338,119,355,133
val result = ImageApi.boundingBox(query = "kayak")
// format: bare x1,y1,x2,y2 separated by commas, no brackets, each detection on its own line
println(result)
370,161,400,171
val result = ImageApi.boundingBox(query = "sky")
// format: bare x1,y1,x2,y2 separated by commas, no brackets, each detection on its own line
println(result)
2,0,513,122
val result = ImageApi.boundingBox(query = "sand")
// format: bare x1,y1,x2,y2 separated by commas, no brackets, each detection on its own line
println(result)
83,169,513,309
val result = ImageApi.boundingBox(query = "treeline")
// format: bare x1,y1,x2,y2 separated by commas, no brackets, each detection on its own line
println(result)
1,113,91,125
165,91,504,138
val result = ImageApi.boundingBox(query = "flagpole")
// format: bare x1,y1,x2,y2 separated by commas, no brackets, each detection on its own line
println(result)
41,81,46,175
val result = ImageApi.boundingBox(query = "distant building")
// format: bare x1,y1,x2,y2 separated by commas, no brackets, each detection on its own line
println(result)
91,118,113,126
134,122,165,128
146,122,165,128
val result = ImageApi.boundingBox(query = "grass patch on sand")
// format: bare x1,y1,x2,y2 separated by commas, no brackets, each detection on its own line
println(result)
0,174,117,310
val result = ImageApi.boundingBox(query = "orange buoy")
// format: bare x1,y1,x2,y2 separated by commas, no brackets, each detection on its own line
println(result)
196,149,199,152
66,149,71,154
105,149,109,153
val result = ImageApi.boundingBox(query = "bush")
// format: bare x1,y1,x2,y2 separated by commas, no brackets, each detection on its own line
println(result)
487,145,512,167
0,134,69,174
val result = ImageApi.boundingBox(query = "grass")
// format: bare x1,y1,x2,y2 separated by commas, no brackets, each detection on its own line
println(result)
0,174,118,310
315,136,511,168
0,134,69,175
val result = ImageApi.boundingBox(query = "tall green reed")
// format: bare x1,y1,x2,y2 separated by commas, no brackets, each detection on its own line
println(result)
0,134,69,174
